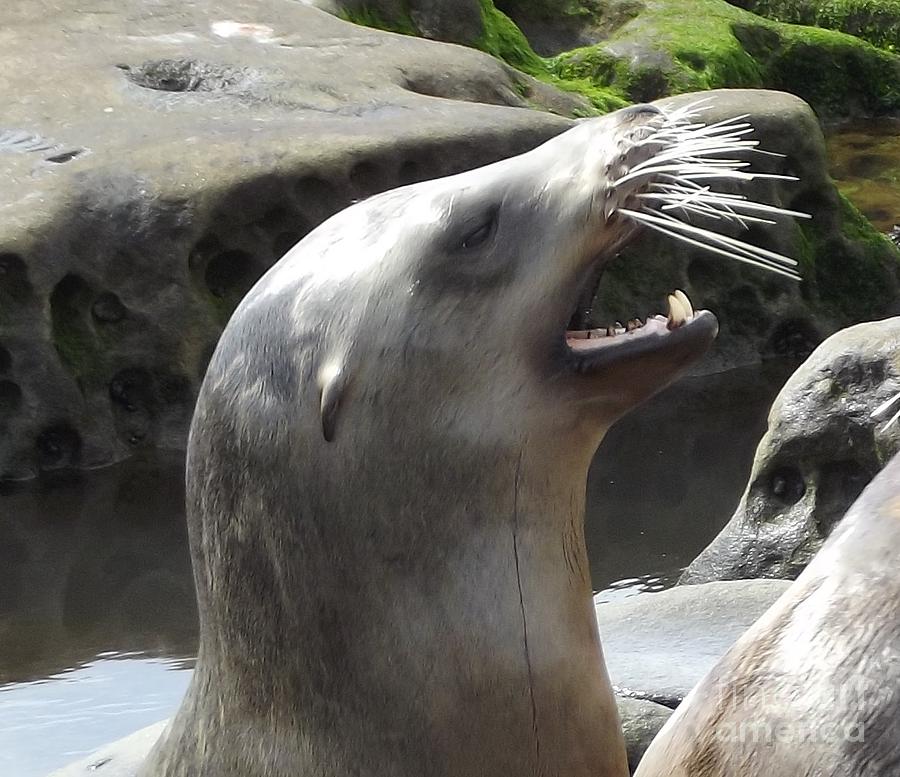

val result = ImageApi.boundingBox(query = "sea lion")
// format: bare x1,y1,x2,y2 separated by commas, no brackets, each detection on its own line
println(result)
635,448,900,777
49,98,804,777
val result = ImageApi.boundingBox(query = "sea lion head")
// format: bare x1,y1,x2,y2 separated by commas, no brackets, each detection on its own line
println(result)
228,105,717,465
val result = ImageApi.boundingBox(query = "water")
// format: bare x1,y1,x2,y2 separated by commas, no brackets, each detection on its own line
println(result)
826,117,900,231
0,364,791,775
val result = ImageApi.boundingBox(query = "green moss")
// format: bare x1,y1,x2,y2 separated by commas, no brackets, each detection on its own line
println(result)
753,23,900,115
476,0,547,73
473,0,624,112
736,0,900,51
547,0,900,117
494,0,594,21
803,192,900,320
337,4,419,36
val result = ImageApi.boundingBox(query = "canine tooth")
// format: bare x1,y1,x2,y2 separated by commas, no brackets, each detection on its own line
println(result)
667,293,687,329
607,325,616,337
674,289,694,318
626,320,636,332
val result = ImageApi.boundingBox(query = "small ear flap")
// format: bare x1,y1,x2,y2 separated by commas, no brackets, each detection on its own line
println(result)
319,362,349,443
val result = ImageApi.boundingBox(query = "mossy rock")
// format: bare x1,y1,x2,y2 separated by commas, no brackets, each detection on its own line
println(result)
550,0,900,118
728,0,900,52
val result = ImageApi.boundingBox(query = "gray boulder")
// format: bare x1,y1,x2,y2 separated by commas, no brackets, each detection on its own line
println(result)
0,0,581,480
682,317,900,583
596,579,789,706
615,697,673,775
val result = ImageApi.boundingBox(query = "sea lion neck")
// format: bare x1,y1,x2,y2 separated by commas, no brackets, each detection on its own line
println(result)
150,431,627,777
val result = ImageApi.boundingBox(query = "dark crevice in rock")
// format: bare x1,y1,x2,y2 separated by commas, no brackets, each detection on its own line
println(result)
110,368,155,414
816,459,872,536
108,367,194,447
198,342,219,381
724,284,769,336
91,292,127,324
764,317,821,360
205,249,265,300
36,423,82,470
124,59,250,93
45,149,85,164
398,158,422,185
0,380,22,415
294,175,346,220
50,274,100,383
256,206,291,231
272,231,305,259
188,234,223,275
0,129,56,155
0,253,34,305
0,344,11,373
687,253,736,288
349,159,388,196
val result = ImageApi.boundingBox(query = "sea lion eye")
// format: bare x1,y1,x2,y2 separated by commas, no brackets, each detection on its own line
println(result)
460,209,498,250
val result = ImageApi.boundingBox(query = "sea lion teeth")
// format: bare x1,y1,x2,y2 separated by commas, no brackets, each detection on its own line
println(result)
607,325,617,337
667,293,687,329
673,289,694,319
568,330,590,339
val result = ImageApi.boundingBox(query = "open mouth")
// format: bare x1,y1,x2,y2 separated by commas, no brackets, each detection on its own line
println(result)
563,286,718,372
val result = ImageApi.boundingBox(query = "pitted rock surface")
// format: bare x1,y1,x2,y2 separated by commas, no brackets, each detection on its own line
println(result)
0,0,581,479
682,316,900,583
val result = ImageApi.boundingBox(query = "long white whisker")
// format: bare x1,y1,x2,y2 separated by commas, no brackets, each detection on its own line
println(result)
620,210,801,280
642,208,799,267
620,207,799,270
612,102,809,279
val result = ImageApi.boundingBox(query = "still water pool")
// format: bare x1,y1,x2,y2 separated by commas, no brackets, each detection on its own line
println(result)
826,117,900,232
1,362,792,775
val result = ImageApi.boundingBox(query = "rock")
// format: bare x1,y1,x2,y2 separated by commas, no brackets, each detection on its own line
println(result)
547,0,900,118
726,0,900,51
311,0,486,46
615,697,673,774
0,0,581,480
681,317,900,583
596,579,789,707
46,721,168,777
494,0,642,55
